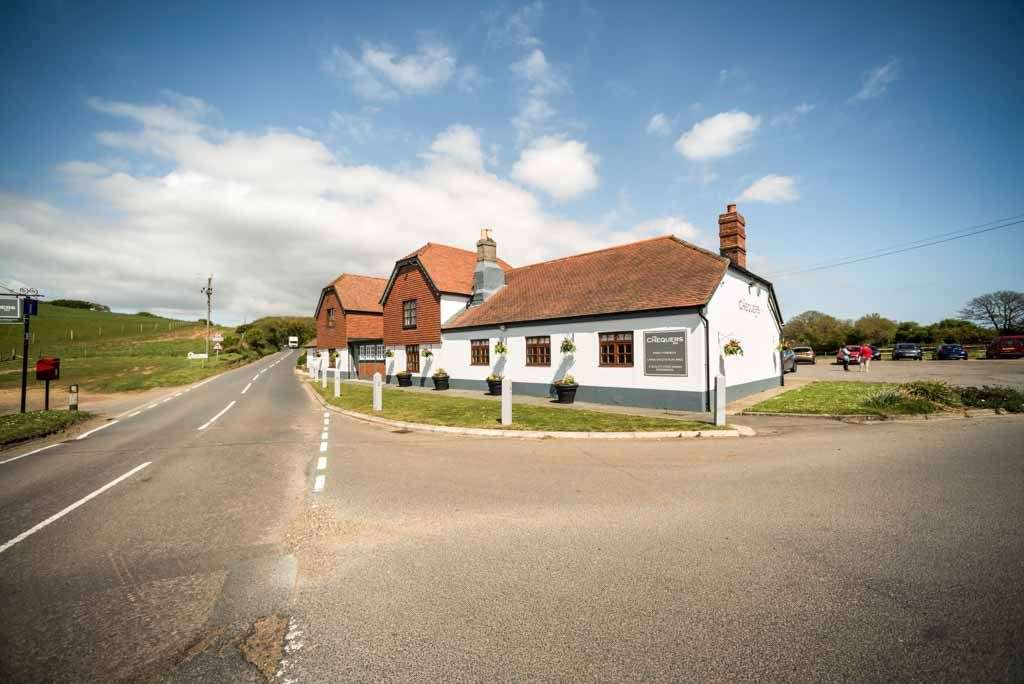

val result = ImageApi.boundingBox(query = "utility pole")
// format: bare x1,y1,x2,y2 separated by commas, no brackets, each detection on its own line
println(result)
20,298,30,413
201,275,213,368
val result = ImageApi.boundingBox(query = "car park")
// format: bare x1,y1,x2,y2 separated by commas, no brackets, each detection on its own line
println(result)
986,335,1024,359
892,342,923,360
935,343,968,360
781,348,797,373
792,346,816,364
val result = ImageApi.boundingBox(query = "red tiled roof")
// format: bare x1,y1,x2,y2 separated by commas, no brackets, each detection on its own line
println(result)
332,273,386,313
443,235,729,329
402,243,513,296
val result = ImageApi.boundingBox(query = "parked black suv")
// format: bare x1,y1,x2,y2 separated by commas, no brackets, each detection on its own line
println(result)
892,342,923,360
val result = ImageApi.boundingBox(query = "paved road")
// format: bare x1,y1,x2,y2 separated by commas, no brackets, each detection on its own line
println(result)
793,357,1024,390
0,350,317,681
2,360,1023,681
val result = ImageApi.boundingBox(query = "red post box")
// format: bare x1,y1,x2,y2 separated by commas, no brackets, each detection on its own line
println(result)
36,357,60,381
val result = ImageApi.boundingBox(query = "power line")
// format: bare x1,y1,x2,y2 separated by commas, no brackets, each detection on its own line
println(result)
768,214,1024,278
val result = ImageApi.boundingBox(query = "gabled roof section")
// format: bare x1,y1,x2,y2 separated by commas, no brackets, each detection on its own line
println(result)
381,242,514,303
314,273,386,318
443,235,731,329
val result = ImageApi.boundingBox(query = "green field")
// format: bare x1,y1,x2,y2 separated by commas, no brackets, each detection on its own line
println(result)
0,303,240,395
313,380,723,432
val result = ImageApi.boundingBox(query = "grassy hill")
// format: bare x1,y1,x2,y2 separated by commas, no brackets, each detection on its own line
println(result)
0,303,238,398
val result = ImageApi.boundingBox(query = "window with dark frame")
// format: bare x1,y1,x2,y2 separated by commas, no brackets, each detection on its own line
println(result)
406,345,419,372
326,308,335,328
471,339,489,366
599,332,634,367
525,336,551,366
402,299,417,329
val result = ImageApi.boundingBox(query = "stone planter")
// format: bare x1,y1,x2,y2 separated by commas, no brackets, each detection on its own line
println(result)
554,383,578,404
432,375,450,391
486,379,503,395
397,373,413,387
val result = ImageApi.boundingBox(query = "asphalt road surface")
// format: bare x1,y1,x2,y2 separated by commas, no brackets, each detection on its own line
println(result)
1,357,1022,681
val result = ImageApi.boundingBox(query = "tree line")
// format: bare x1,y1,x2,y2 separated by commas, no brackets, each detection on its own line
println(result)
783,291,1023,351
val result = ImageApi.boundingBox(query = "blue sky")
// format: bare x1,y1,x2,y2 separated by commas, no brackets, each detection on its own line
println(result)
2,0,1022,325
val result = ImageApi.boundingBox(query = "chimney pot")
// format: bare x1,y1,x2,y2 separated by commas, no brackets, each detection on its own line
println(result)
727,203,736,213
471,229,504,305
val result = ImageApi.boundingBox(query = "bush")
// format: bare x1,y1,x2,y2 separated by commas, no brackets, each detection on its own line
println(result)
958,386,1024,413
901,381,961,406
296,351,307,367
50,299,110,311
863,389,905,409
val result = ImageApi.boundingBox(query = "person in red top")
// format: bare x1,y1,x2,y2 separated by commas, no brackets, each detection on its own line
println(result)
860,343,873,372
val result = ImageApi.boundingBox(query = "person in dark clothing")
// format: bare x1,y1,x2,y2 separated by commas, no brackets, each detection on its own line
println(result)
840,345,850,371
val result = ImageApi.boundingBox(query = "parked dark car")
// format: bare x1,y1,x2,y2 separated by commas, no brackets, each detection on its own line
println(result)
935,343,968,360
870,345,882,360
781,349,797,373
986,335,1024,359
791,346,816,364
892,342,923,360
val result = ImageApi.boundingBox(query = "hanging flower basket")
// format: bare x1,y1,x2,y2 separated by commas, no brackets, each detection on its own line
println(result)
385,349,394,358
723,339,744,356
494,341,508,356
421,349,433,358
559,338,576,354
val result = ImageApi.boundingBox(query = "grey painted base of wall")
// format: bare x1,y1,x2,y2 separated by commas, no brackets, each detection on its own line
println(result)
385,373,782,412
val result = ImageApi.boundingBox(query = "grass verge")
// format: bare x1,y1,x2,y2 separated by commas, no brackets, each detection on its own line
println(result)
0,410,93,447
746,381,935,416
314,381,722,432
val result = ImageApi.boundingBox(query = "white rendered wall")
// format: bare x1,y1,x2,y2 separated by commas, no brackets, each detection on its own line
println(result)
441,311,707,392
440,294,470,325
705,269,781,388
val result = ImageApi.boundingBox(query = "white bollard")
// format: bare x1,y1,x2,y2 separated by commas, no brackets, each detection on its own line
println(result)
372,372,383,412
321,361,328,388
714,374,727,426
501,376,512,426
334,367,341,398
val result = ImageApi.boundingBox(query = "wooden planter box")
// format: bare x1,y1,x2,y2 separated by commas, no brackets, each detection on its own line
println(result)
396,373,413,387
553,384,578,404
432,375,450,391
486,379,503,395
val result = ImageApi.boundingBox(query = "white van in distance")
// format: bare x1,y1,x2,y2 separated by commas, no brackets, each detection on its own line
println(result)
287,336,299,348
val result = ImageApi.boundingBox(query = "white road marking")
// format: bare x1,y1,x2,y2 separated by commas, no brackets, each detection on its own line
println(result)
127,411,142,418
160,397,173,404
319,441,328,452
313,475,325,492
320,431,328,440
322,411,329,418
317,456,327,470
260,369,268,374
241,382,252,395
76,420,119,440
0,462,151,554
146,403,160,410
323,418,330,425
1,443,60,466
198,401,236,431
252,374,260,382
173,392,182,398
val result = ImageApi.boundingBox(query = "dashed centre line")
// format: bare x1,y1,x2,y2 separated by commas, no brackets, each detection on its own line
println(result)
319,442,328,452
241,382,252,395
1,443,60,466
313,475,325,492
198,401,236,431
317,456,327,470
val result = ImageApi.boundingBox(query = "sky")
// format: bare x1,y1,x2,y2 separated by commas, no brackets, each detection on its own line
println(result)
1,0,1022,326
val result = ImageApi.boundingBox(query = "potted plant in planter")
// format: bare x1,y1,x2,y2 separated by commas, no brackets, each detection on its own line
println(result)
553,374,579,404
486,373,503,395
723,339,744,356
396,370,413,387
432,368,450,391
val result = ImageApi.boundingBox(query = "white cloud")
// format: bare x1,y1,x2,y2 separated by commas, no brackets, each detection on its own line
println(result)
770,101,815,126
456,65,486,93
330,111,375,144
674,111,760,160
739,175,799,203
510,48,568,142
853,59,900,101
646,113,672,137
511,136,598,201
623,216,702,243
485,1,544,48
422,124,488,170
3,94,651,323
324,42,456,100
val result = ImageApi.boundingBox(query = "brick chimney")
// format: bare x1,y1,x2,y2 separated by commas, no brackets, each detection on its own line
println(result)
718,203,747,269
470,228,504,306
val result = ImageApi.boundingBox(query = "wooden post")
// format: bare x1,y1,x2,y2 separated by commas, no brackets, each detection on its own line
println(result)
372,372,383,412
501,376,512,426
